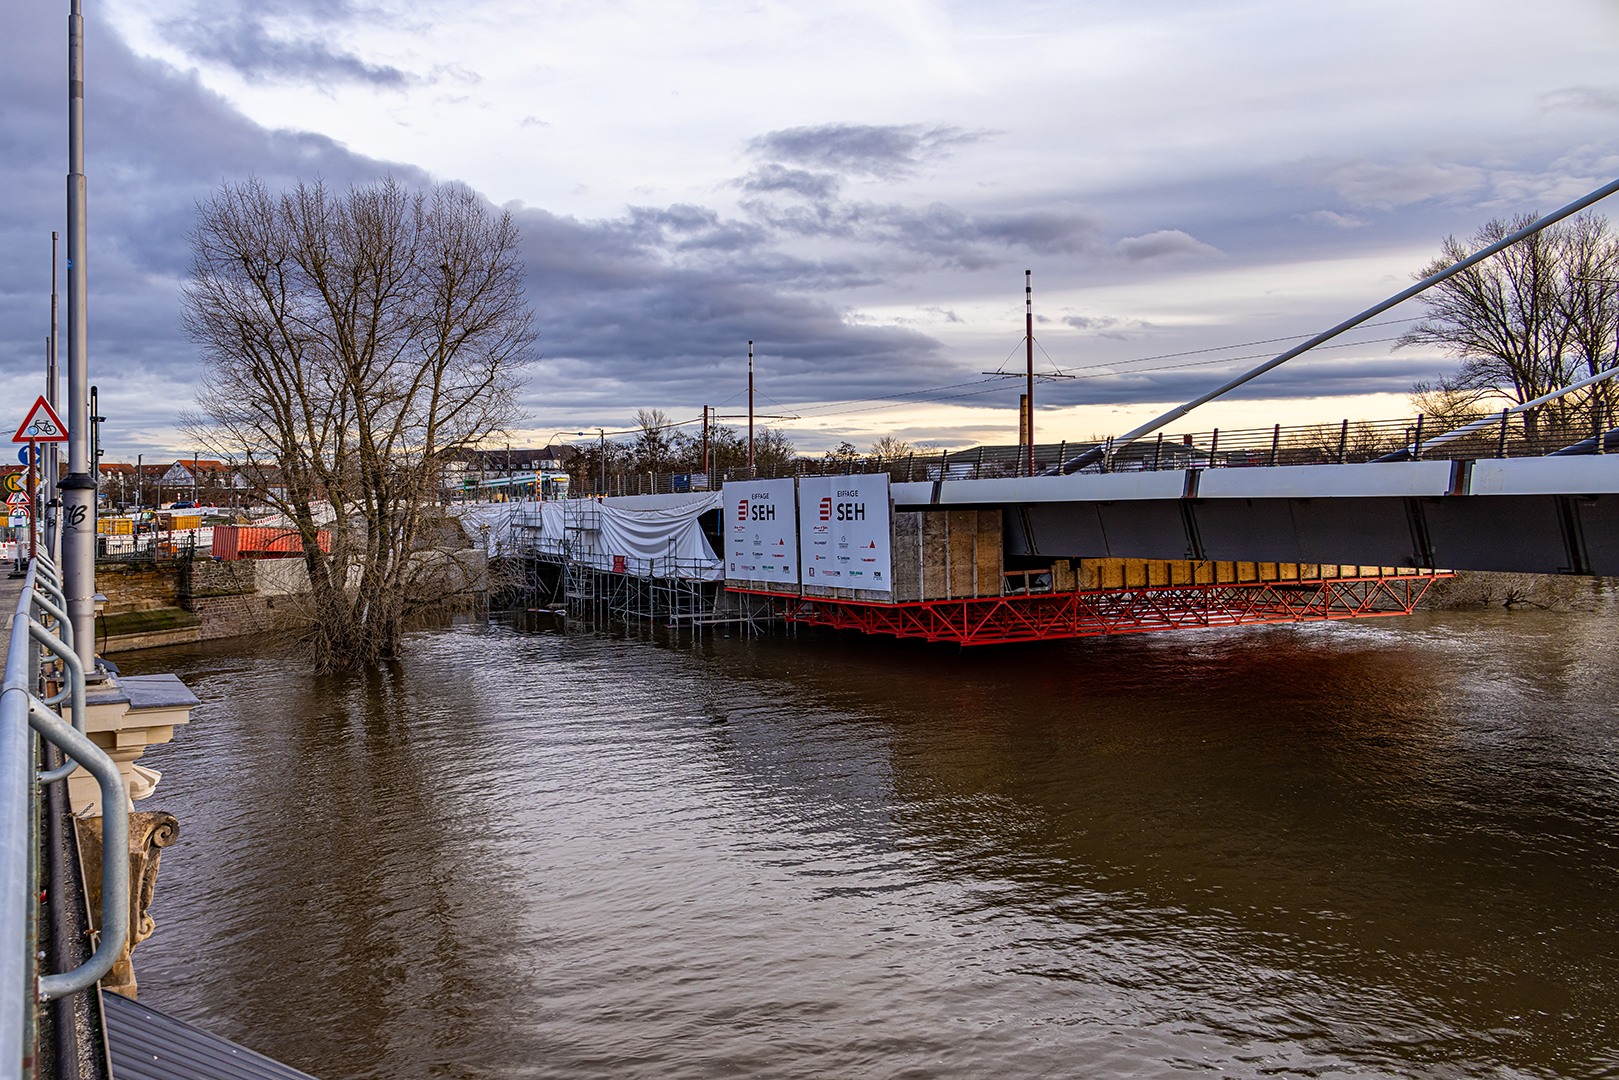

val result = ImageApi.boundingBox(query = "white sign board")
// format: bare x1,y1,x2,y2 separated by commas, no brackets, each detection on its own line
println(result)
798,474,891,596
723,478,799,586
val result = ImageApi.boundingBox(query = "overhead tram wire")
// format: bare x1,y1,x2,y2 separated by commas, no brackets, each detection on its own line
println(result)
777,324,1415,422
757,336,1408,425
1049,315,1421,375
1049,171,1619,474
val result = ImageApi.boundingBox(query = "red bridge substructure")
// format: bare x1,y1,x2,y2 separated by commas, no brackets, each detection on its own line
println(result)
749,571,1444,645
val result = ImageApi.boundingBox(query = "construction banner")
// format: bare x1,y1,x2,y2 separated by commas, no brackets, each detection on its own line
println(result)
797,473,892,597
723,478,799,588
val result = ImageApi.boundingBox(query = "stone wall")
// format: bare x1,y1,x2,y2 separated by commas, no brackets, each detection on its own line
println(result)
97,556,307,649
96,563,185,616
94,550,481,651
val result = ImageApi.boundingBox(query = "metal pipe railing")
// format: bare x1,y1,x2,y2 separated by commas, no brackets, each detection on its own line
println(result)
31,621,86,785
0,556,131,1077
28,695,127,999
1384,363,1619,459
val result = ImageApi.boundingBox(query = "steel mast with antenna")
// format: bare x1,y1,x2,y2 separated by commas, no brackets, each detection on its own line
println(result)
1025,270,1034,476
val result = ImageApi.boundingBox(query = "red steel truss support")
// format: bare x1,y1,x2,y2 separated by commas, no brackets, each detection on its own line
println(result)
741,572,1446,645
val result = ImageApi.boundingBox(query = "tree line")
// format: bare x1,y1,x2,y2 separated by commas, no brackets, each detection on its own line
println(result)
567,411,920,490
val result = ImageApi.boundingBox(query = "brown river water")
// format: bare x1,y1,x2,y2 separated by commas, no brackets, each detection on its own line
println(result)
114,604,1619,1079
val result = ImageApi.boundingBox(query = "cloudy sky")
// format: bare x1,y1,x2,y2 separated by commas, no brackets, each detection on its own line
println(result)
4,0,1619,461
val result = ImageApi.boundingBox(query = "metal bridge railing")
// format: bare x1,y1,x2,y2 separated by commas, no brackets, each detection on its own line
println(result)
550,411,1619,497
0,556,129,1078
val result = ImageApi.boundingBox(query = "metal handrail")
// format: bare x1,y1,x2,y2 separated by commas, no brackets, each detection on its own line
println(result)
28,589,71,653
28,695,126,998
31,621,85,785
0,557,130,1080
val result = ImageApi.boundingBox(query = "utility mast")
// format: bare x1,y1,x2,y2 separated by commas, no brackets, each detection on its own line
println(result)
61,0,98,672
46,232,60,559
1025,270,1034,477
747,341,755,470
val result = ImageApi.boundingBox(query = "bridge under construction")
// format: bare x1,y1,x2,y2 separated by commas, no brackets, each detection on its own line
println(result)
499,402,1619,645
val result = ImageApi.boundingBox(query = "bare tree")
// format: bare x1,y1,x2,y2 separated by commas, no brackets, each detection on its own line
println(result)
181,177,535,671
1409,380,1489,430
822,440,859,467
753,428,798,469
1556,214,1619,435
1398,212,1619,439
633,408,677,473
870,435,914,459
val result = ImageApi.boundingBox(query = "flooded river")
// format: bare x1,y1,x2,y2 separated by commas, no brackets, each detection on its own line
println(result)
116,605,1619,1079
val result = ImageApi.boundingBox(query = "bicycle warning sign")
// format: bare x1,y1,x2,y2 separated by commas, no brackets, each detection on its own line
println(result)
12,397,67,443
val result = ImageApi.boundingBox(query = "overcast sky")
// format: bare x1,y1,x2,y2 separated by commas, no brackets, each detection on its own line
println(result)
5,0,1619,460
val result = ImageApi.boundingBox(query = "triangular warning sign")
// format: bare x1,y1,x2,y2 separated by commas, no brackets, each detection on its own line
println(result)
6,491,29,506
12,397,67,443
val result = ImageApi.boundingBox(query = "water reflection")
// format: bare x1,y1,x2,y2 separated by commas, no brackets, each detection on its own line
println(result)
119,605,1619,1078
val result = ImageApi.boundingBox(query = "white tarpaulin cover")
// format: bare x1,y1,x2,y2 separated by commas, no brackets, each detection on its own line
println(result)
519,493,724,580
798,474,892,596
723,479,799,586
459,502,523,553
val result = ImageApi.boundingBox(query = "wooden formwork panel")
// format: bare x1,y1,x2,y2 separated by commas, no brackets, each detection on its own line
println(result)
1071,558,1427,590
923,512,950,599
893,509,1004,601
892,512,922,602
948,511,978,598
977,511,1003,593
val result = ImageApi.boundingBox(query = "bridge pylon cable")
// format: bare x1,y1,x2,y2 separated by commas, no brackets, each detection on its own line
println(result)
1050,173,1619,475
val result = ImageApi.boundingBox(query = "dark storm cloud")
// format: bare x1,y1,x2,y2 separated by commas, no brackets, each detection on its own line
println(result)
747,123,984,180
1114,229,1221,262
0,5,960,452
740,164,843,200
734,126,1099,268
510,205,945,412
159,0,414,86
743,198,1101,268
1033,353,1450,410
169,19,414,86
0,3,1477,457
0,2,417,456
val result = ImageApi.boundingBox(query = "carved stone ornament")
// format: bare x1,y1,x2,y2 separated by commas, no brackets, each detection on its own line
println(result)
75,810,180,1000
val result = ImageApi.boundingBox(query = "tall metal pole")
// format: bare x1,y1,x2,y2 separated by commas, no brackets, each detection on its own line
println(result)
701,405,709,481
61,0,98,672
747,341,755,470
1025,270,1034,477
46,233,60,559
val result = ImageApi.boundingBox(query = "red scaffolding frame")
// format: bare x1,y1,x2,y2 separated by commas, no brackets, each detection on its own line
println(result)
741,571,1445,645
